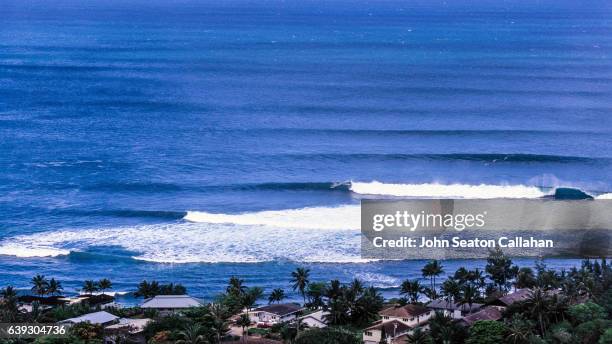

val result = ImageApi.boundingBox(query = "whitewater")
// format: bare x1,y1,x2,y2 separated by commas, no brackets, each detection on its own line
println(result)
1,181,589,264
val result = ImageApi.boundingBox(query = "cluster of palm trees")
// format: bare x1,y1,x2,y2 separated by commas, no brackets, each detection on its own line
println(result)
81,278,112,295
135,280,187,298
288,267,384,327
30,274,64,298
268,288,286,304
221,276,264,315
399,262,485,312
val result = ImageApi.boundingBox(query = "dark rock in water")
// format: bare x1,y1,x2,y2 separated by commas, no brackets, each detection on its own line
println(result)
553,188,593,200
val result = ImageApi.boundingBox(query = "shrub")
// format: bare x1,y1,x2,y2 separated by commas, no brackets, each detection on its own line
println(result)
568,302,607,324
466,320,508,344
599,329,612,344
295,327,360,344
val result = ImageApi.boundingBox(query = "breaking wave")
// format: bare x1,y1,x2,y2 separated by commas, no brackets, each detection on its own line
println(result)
183,205,360,230
349,181,546,198
0,205,364,264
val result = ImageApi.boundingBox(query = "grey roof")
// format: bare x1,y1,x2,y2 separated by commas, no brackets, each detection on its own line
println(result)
427,300,483,312
254,303,302,316
497,289,531,306
106,318,153,333
299,310,329,324
61,311,119,325
141,295,203,309
460,307,502,326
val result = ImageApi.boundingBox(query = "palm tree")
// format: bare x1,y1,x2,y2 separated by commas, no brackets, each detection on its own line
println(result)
98,279,112,295
399,279,422,304
268,288,285,304
0,286,18,299
441,278,461,307
458,284,478,313
227,276,247,296
405,327,432,344
291,267,310,305
325,279,342,302
453,267,469,284
235,313,251,343
0,286,20,322
349,278,364,295
422,260,444,291
82,280,98,296
525,288,548,336
136,280,160,298
428,311,455,344
506,314,533,344
47,278,63,297
175,323,206,344
470,268,486,292
208,303,230,343
30,275,49,298
241,287,263,312
516,267,536,289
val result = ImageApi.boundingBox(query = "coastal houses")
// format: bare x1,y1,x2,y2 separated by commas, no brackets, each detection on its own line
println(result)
60,311,120,326
457,306,503,326
488,288,531,308
379,304,434,327
248,303,303,326
298,310,329,328
362,304,435,344
363,319,413,344
140,295,203,315
105,318,153,344
426,299,483,319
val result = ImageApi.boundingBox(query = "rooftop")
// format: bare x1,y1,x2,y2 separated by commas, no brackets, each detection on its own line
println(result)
106,318,153,333
61,311,119,325
460,307,502,326
496,289,531,306
299,310,329,323
427,299,483,312
379,304,430,318
141,295,203,309
253,303,302,316
365,319,412,333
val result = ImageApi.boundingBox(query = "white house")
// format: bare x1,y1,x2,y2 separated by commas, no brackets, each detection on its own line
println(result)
140,295,202,315
363,319,413,344
60,311,119,326
298,310,328,328
426,300,483,319
378,304,434,327
248,303,303,325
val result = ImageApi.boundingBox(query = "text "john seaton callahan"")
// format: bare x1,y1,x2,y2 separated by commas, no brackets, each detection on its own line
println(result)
372,236,554,248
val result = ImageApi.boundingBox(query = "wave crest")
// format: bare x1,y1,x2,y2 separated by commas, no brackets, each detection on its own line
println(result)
184,205,360,230
349,181,545,198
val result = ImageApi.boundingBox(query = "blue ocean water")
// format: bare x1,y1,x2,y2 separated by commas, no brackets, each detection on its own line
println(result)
1,0,611,300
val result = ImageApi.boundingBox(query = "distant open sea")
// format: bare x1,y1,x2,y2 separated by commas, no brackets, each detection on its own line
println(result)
1,0,611,301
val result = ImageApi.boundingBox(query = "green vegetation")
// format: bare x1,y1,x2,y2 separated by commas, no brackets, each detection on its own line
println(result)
1,252,610,344
294,327,360,344
135,280,187,298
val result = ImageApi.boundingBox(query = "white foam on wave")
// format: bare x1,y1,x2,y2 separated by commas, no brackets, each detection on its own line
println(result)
354,272,400,288
350,181,546,198
183,205,360,230
0,244,70,258
596,193,612,199
0,210,365,264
